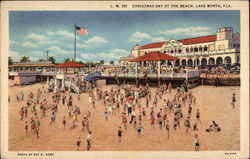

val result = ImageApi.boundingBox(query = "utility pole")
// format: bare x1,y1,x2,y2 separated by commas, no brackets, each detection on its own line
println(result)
46,50,49,61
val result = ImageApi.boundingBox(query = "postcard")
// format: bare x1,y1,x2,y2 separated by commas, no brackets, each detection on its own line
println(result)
1,1,249,159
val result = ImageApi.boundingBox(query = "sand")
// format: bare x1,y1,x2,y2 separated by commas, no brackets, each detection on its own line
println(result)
8,81,240,151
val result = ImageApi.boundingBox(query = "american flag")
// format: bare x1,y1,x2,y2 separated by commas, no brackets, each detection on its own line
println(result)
75,25,88,35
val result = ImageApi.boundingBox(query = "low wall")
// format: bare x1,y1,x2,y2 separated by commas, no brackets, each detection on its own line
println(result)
201,78,240,86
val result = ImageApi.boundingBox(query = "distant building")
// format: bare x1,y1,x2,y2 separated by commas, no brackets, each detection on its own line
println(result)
9,61,55,72
121,27,240,67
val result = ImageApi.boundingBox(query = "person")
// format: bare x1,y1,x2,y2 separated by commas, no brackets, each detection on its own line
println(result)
142,108,146,120
49,112,56,126
104,108,109,121
231,93,236,108
136,124,144,138
150,115,155,129
87,131,92,151
184,117,191,133
36,120,41,130
194,134,200,151
76,137,81,151
153,95,158,107
117,126,123,143
122,113,127,130
62,116,66,130
25,121,28,136
165,120,170,139
193,122,198,131
129,110,136,124
196,109,201,123
188,104,192,116
35,128,40,140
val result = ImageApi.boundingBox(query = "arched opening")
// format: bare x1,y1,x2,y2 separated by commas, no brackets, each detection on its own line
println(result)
201,58,207,66
216,57,223,65
175,60,180,66
194,59,200,66
194,47,198,52
199,46,203,52
178,48,182,53
181,59,186,66
204,46,208,51
186,48,189,53
224,56,232,65
208,58,215,65
190,47,194,52
187,59,193,66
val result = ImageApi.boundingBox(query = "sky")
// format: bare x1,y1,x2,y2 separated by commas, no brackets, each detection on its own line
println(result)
9,11,240,63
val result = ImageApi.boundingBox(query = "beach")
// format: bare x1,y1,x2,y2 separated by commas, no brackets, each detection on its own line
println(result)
8,81,240,151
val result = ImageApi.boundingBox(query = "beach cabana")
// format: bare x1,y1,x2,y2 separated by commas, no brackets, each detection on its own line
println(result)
55,61,86,74
130,52,179,86
130,52,178,75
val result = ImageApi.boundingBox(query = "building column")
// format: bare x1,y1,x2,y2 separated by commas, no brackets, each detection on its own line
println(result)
157,60,160,87
54,77,57,92
46,76,49,93
62,77,65,89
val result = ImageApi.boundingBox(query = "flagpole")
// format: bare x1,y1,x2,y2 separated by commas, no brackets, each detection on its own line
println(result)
74,23,76,61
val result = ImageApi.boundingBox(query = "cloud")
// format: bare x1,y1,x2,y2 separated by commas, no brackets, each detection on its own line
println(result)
9,49,23,61
151,37,168,42
84,36,108,45
27,33,49,42
46,46,71,55
79,48,129,62
10,40,20,45
129,32,151,43
159,27,211,36
10,40,39,48
21,42,39,48
47,30,75,39
30,51,44,57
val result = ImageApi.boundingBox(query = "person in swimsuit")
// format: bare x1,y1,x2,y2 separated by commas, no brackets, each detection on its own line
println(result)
62,116,66,130
117,126,123,142
196,109,201,123
194,134,200,151
184,117,191,133
76,137,81,151
25,121,28,136
86,131,92,151
165,120,170,139
136,124,144,138
231,93,236,108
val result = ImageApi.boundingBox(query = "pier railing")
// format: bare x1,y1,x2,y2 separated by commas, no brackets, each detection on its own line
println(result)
100,71,199,79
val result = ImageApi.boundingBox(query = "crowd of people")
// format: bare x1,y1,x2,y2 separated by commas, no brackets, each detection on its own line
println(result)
12,76,238,151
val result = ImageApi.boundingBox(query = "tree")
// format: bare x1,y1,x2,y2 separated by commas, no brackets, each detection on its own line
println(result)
99,60,105,65
64,58,74,63
109,60,114,65
20,56,30,62
38,59,46,62
8,57,13,65
48,56,56,64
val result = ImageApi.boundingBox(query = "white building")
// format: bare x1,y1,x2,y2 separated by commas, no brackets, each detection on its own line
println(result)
121,27,240,67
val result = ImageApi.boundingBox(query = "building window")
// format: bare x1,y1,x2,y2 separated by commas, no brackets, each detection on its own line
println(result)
171,49,174,53
199,46,203,52
178,49,181,53
190,47,194,52
194,47,198,52
186,48,189,53
204,46,208,51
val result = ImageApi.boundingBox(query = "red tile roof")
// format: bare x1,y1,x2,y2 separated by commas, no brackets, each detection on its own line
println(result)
178,35,217,45
55,61,86,68
130,52,178,62
141,42,165,49
10,63,55,67
140,35,217,49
